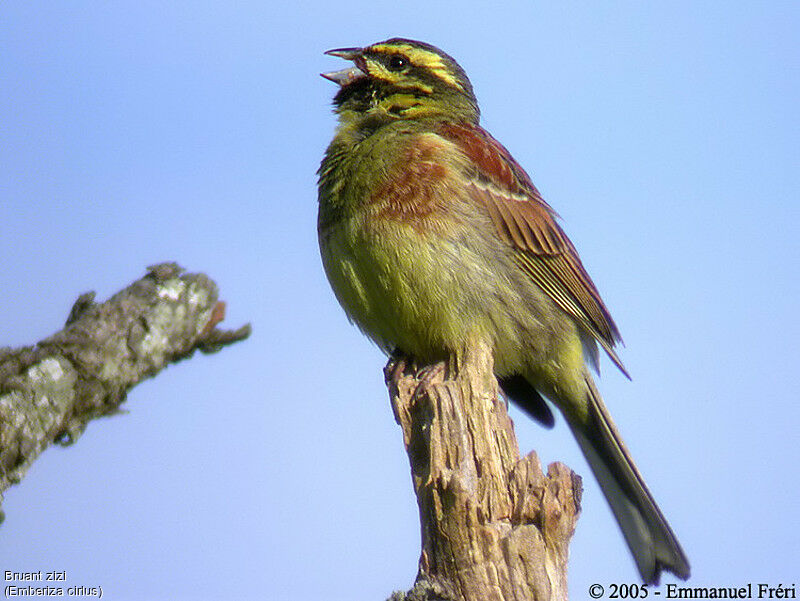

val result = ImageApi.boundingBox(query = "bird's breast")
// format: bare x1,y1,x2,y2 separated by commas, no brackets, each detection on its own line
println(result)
317,128,544,372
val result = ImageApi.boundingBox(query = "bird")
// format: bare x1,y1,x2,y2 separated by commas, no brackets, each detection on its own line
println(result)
317,37,690,584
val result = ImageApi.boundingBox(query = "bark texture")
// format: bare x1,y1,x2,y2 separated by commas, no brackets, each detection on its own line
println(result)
386,342,582,601
0,263,250,520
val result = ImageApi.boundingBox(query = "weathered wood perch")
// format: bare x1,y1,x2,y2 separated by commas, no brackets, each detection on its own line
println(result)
386,341,582,601
0,263,250,521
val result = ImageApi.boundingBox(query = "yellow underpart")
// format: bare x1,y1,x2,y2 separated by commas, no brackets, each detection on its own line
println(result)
370,43,462,91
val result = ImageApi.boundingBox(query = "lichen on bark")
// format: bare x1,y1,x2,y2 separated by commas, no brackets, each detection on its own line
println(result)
0,263,250,521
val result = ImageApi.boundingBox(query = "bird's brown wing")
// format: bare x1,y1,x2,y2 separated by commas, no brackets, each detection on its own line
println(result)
438,122,628,377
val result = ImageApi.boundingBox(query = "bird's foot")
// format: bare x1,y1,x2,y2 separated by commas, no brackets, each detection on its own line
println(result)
415,360,448,387
384,350,410,386
385,350,450,393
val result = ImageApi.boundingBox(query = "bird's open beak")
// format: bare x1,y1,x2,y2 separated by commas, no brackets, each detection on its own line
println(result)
321,47,367,86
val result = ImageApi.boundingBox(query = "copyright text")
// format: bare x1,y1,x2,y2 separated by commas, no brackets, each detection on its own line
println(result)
588,582,796,599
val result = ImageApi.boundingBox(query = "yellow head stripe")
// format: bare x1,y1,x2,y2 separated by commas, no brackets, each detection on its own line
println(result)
369,43,463,91
364,60,433,93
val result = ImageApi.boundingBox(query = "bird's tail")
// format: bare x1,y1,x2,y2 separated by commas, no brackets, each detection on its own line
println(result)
567,375,690,584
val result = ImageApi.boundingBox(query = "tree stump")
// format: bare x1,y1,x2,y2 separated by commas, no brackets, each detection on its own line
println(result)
386,341,582,601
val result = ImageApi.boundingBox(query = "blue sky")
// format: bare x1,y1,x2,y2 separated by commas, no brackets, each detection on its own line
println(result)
1,2,798,599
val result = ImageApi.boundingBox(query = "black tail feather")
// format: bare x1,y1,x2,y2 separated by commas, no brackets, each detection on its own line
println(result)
498,374,555,428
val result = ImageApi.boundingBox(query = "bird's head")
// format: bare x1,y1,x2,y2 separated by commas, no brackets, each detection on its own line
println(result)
322,38,479,126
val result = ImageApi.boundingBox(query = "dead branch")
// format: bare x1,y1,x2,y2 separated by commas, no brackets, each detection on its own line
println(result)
0,262,250,520
386,342,581,601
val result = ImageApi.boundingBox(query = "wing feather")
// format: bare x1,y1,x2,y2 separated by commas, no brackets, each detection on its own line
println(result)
438,122,628,377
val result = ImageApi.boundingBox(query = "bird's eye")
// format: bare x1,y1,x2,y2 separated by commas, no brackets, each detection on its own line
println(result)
387,55,409,71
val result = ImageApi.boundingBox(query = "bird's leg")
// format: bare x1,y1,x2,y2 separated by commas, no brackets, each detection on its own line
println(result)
385,349,450,397
415,360,448,387
384,348,410,386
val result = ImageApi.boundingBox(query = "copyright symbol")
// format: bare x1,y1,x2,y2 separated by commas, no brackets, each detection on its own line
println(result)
589,584,604,598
